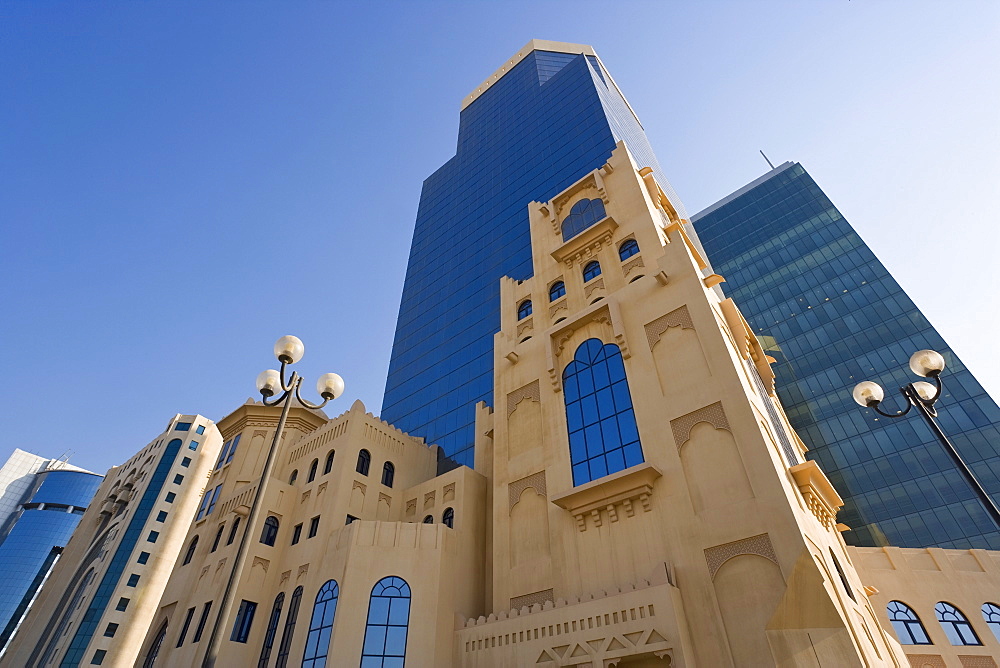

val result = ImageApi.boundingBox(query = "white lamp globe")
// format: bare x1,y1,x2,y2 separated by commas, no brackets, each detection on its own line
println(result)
909,349,945,377
256,369,281,398
316,373,345,400
852,381,884,407
274,335,305,364
912,381,937,402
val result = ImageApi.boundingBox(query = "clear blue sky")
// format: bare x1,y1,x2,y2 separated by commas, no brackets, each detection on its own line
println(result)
2,2,997,475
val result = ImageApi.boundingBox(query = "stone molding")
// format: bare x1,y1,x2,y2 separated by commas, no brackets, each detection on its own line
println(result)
546,298,630,393
669,402,730,448
789,460,844,530
584,278,605,299
622,254,645,279
550,464,661,531
704,533,778,580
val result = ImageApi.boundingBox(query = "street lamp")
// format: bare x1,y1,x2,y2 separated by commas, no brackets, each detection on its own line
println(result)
203,336,343,668
851,349,1000,529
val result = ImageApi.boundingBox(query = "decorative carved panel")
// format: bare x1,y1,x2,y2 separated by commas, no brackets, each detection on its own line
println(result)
584,278,605,299
704,533,778,580
670,402,730,448
644,305,694,349
507,380,541,417
443,483,456,502
622,255,645,278
508,471,546,511
510,588,554,611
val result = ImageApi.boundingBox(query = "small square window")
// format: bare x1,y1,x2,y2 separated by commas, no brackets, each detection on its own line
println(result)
165,492,176,503
291,524,302,545
175,422,192,431
147,531,159,543
116,597,129,612
181,457,191,468
156,511,168,522
189,440,199,451
103,623,118,638
91,649,106,665
196,425,206,435
308,516,320,538
137,552,150,564
126,574,140,587
173,474,184,485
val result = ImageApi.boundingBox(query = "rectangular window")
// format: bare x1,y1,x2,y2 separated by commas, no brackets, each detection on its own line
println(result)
176,606,196,647
196,425,206,435
103,623,118,638
90,649,106,665
291,523,302,545
189,440,199,451
308,516,320,537
181,457,191,468
206,485,222,516
197,485,223,521
345,515,357,525
147,531,159,543
193,601,213,642
230,600,257,643
137,552,150,564
126,574,140,587
175,422,192,431
165,492,176,504
116,597,129,612
156,511,168,522
215,440,231,468
225,434,241,465
173,474,184,485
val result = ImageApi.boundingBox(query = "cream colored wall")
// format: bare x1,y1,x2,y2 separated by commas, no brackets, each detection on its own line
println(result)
852,546,1000,667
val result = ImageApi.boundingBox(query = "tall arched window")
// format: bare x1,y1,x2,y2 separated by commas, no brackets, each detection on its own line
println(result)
561,198,607,241
886,601,931,644
936,601,982,645
302,580,340,668
549,281,566,301
141,620,168,668
260,516,279,547
517,300,532,320
582,260,601,282
983,602,1000,642
307,459,318,483
422,515,433,524
257,592,284,668
618,238,639,261
381,462,395,488
562,338,643,486
357,450,371,476
361,577,411,666
275,586,302,668
227,516,241,546
323,450,335,475
289,470,298,484
442,507,454,529
211,525,225,552
182,536,198,565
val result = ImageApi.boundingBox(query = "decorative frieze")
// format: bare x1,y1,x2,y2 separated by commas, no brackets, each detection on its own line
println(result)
507,380,541,417
644,305,694,349
704,533,778,580
669,402,730,448
508,471,546,511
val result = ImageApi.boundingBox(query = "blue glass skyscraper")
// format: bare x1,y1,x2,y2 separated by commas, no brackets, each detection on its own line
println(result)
692,162,1000,550
382,41,690,468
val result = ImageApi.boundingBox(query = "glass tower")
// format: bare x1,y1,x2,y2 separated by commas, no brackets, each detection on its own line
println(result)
382,41,689,468
692,162,1000,549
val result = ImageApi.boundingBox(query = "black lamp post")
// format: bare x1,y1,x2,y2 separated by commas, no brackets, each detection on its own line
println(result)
852,348,1000,530
202,335,343,668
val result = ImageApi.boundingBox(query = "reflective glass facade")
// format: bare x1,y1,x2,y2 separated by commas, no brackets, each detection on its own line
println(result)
383,47,687,468
0,470,102,645
692,163,1000,549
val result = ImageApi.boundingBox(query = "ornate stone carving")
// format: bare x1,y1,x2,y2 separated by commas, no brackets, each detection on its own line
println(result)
252,556,269,573
704,533,778,580
378,492,391,506
507,380,541,417
669,402,730,448
510,588,554,611
443,483,456,501
405,499,417,516
352,480,367,494
252,429,268,438
622,255,644,278
297,563,309,580
584,278,605,299
279,570,291,586
424,491,435,508
508,471,546,510
644,305,694,349
516,317,533,338
549,301,568,318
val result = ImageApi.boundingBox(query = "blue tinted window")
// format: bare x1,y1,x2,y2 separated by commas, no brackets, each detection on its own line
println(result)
155,511,167,522
175,422,191,431
257,593,283,667
181,457,191,468
563,339,643,485
126,574,140,587
583,261,601,282
618,239,639,261
103,623,118,638
442,507,454,529
549,281,566,301
115,597,129,612
936,601,981,645
188,441,199,451
172,474,183,485
323,450,335,475
165,492,175,503
302,580,339,667
260,516,279,547
196,425,206,435
146,531,159,543
91,649,106,665
381,462,395,488
517,300,532,320
182,536,198,565
357,450,371,476
231,600,258,643
176,607,195,647
361,577,411,666
226,434,241,465
275,586,302,667
137,552,150,564
561,198,607,241
307,459,318,483
227,516,241,546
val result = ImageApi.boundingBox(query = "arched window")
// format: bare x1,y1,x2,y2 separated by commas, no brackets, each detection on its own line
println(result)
381,462,395,488
275,586,302,668
886,601,931,644
517,300,532,320
562,338,643,486
582,260,601,282
618,238,639,261
289,470,298,485
362,577,411,665
182,536,198,565
211,525,225,553
983,602,1000,642
422,515,433,524
357,450,371,476
260,516,279,547
141,620,168,668
257,592,284,668
561,198,607,241
323,450,334,475
307,459,318,483
936,601,982,645
227,516,241,546
302,580,340,667
442,507,454,529
549,281,566,301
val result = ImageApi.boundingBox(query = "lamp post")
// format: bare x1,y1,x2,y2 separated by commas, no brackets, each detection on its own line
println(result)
202,335,343,668
851,349,1000,530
